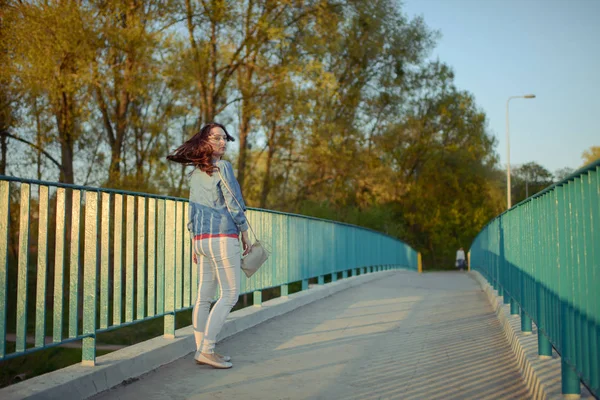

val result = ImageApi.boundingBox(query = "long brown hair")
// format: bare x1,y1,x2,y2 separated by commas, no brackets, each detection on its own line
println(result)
166,122,235,175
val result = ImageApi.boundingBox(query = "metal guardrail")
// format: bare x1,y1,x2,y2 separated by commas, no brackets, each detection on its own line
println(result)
0,175,418,365
470,159,600,397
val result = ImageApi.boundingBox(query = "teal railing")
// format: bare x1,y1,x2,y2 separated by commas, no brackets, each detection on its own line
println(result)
0,176,417,365
470,159,600,397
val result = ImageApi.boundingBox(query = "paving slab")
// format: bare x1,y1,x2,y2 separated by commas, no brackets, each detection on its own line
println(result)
92,271,530,400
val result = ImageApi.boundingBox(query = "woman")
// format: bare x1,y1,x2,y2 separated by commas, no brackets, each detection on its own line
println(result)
167,122,251,369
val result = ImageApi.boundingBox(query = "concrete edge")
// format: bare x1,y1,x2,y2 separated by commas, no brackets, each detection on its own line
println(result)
1,269,412,400
470,271,593,400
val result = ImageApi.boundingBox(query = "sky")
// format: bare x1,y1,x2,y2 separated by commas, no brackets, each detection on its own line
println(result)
402,0,600,175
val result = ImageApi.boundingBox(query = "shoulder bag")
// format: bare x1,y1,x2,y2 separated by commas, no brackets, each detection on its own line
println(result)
217,168,270,278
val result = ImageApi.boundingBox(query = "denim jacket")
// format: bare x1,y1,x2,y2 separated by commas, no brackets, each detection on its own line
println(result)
187,160,248,237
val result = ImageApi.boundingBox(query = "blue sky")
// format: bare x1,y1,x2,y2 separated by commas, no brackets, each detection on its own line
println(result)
402,0,599,175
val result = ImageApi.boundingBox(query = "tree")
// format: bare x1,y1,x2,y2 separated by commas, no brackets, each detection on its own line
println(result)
92,0,178,187
581,145,600,167
511,162,553,204
0,0,508,273
2,2,96,183
0,0,15,175
554,166,574,182
383,89,500,268
291,0,436,209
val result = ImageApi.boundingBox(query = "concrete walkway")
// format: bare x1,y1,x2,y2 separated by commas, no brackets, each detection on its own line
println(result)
92,271,530,400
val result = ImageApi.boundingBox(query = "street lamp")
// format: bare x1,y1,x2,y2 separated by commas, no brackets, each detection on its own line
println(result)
506,94,536,209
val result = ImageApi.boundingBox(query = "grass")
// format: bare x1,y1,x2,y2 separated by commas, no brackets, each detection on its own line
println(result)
0,343,112,389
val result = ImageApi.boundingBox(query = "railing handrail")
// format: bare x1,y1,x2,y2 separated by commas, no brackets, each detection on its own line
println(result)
474,157,600,238
0,174,409,245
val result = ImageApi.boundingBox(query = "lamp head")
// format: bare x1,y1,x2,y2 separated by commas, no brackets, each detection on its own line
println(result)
524,94,536,99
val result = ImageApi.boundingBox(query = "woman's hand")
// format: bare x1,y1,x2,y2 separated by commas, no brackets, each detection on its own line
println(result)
241,230,251,256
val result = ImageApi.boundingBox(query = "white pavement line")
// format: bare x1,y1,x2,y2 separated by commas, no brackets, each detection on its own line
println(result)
470,271,593,400
0,270,400,400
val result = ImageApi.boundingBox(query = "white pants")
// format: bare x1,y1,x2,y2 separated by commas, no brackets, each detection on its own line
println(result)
192,236,241,354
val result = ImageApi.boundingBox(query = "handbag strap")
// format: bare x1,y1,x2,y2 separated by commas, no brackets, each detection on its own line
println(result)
216,167,258,242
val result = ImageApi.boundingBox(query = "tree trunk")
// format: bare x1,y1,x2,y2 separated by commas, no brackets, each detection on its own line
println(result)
259,123,277,208
34,99,42,180
108,133,124,185
0,131,6,175
237,109,250,190
236,59,256,190
184,0,206,125
56,92,75,184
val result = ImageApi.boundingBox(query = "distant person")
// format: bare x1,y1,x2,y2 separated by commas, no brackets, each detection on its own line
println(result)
167,122,251,369
456,247,466,271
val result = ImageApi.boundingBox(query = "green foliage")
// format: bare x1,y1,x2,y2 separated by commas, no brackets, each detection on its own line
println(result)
2,0,511,270
511,161,553,204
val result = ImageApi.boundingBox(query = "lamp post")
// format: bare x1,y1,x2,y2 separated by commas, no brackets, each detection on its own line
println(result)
506,94,535,209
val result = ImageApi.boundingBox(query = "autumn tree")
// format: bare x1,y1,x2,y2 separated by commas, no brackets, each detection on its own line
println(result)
2,1,96,183
581,145,600,167
91,0,179,187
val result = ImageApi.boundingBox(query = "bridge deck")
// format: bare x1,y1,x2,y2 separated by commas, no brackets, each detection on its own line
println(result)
92,271,530,400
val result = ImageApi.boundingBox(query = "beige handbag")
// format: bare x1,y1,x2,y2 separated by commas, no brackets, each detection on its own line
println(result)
217,168,270,278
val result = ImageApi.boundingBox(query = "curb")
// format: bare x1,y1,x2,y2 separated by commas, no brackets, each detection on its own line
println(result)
0,270,405,400
470,271,593,399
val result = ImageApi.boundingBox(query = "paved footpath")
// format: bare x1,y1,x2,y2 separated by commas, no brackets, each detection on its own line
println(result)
92,271,530,400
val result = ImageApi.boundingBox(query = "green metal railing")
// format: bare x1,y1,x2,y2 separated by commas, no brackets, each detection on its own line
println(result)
0,175,417,365
470,159,600,398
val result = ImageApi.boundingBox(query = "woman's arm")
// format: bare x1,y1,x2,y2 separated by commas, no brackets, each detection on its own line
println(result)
218,160,249,232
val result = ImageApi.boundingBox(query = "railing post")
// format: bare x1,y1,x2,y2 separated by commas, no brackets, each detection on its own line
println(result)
164,200,176,339
362,267,366,274
331,272,337,282
503,288,510,304
537,285,552,358
562,360,581,398
510,299,519,315
561,302,581,397
82,191,99,366
254,290,262,306
538,332,552,358
418,252,422,273
281,284,288,297
342,270,348,279
318,275,324,285
521,310,532,334
302,279,308,290
0,182,9,359
467,251,471,271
